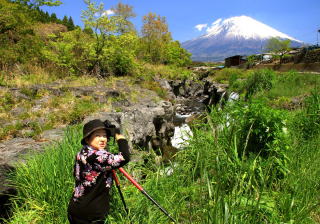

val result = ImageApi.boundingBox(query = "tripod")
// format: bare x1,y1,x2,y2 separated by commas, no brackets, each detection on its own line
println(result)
112,168,177,223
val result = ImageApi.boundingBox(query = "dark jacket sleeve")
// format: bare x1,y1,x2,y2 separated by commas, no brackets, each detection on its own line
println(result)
117,139,130,167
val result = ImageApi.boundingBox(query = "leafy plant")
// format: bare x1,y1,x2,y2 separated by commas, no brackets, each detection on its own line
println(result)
244,69,275,99
295,90,320,139
229,99,288,157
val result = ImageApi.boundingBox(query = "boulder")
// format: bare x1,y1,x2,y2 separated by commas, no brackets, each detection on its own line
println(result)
83,100,175,151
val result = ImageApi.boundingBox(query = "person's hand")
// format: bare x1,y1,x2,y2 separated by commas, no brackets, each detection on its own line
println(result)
115,133,125,141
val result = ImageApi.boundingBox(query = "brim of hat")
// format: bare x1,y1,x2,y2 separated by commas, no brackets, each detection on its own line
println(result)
81,126,107,145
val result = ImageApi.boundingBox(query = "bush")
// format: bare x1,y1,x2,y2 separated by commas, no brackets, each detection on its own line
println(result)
244,69,275,99
225,99,290,181
210,68,245,84
229,99,288,157
163,41,191,67
42,28,93,75
102,33,138,76
295,90,320,139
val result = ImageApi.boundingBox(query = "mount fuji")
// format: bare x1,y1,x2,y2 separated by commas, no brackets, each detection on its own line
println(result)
182,15,304,62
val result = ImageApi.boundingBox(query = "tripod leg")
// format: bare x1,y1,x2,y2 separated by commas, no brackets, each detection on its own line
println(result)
118,168,177,223
112,170,129,215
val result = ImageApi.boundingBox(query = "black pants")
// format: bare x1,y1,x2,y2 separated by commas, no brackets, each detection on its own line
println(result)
68,214,105,224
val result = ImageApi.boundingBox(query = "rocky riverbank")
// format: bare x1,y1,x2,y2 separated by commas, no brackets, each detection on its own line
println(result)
0,76,228,219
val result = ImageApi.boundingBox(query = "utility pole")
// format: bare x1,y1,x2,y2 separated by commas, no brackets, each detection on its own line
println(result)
318,28,320,47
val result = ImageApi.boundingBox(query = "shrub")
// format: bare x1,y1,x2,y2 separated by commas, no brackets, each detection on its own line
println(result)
244,69,275,99
210,68,245,84
102,33,138,76
295,90,320,139
42,28,93,75
225,99,290,180
229,99,288,157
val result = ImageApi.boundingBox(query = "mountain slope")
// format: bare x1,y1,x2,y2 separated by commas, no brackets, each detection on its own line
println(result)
182,15,303,62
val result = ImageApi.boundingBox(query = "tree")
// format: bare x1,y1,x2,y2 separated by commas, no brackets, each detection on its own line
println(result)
265,37,291,64
140,12,172,64
0,0,44,68
164,41,191,66
111,2,136,34
81,0,117,75
62,15,68,26
67,16,75,30
83,25,93,36
13,0,62,8
43,27,94,74
50,12,58,23
81,0,137,76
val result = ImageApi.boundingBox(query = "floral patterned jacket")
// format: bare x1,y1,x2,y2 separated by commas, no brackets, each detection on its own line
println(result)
71,139,130,202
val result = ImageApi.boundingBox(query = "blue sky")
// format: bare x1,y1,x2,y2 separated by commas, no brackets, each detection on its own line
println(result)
42,0,320,45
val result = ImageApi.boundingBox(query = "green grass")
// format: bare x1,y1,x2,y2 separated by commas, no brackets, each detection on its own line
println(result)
264,70,319,99
4,125,81,224
4,91,320,223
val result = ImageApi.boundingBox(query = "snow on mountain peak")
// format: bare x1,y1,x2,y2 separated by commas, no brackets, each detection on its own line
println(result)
205,15,300,42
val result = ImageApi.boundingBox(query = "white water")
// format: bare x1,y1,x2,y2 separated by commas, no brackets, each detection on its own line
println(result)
171,123,193,150
228,92,240,102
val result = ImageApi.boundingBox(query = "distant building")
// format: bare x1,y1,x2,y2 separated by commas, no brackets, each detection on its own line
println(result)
262,54,273,61
225,55,247,67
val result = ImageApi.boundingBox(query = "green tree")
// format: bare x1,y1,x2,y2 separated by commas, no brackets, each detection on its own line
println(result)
81,0,117,75
44,11,50,22
265,37,291,64
111,2,136,34
13,0,62,8
0,0,44,68
164,40,191,66
43,27,94,74
67,16,75,30
62,15,68,26
50,12,58,23
81,0,137,76
83,25,93,36
140,12,172,64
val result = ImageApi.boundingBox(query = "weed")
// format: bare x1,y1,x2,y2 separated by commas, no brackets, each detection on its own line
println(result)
209,68,246,84
295,89,320,139
244,69,275,99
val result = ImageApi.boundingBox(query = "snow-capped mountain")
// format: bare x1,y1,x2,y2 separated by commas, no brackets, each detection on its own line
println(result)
182,15,303,62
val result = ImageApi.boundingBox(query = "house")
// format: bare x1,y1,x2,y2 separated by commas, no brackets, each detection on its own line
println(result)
224,55,247,67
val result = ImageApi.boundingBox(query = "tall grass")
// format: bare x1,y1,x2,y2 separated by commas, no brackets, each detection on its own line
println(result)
265,70,319,100
5,125,82,224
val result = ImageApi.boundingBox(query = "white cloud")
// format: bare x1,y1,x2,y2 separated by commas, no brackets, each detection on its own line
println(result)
101,9,115,17
195,24,208,31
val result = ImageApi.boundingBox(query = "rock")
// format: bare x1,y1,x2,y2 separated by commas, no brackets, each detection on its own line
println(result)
163,78,228,115
39,128,65,142
83,100,175,151
10,107,26,117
